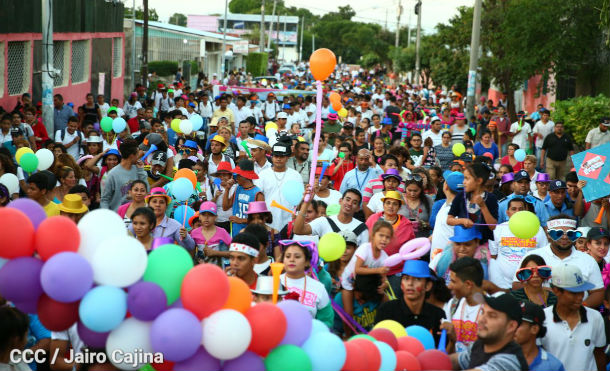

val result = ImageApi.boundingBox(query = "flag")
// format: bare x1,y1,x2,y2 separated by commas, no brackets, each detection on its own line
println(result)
234,21,245,29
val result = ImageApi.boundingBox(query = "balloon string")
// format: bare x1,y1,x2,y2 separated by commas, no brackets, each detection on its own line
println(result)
182,201,188,228
304,80,323,203
472,223,498,226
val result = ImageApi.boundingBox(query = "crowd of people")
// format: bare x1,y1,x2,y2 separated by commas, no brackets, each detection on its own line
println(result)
1,65,610,371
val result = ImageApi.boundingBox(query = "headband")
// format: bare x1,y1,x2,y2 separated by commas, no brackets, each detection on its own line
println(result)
547,218,577,229
229,243,259,258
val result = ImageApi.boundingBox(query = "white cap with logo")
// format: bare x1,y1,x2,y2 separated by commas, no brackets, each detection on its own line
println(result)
551,264,595,292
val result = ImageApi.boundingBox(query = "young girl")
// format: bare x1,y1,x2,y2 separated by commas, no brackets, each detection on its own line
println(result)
191,201,231,266
371,136,387,165
117,180,149,228
403,176,433,238
341,220,393,326
131,206,156,251
421,137,438,168
431,225,490,282
448,161,499,243
280,241,334,327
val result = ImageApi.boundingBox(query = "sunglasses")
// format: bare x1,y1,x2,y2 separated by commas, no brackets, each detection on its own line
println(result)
278,240,316,249
548,229,582,242
405,174,422,182
516,265,552,282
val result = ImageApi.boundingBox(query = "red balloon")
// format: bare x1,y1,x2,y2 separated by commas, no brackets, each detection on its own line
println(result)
416,350,452,371
245,303,287,356
369,328,398,350
35,216,80,261
397,336,425,356
395,350,421,371
342,341,369,371
349,338,381,371
152,359,174,371
181,264,229,319
0,208,34,258
37,294,80,331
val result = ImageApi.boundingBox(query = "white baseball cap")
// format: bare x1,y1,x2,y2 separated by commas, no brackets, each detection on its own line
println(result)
551,264,594,292
277,112,288,119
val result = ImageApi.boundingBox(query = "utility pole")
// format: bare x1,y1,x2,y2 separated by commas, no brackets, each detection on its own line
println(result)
466,0,482,119
267,0,276,51
131,0,136,92
299,17,304,62
141,0,148,87
219,0,228,78
41,0,54,135
407,10,412,46
282,16,287,62
312,24,315,54
393,0,402,73
414,0,422,85
385,9,388,31
276,12,280,60
259,0,265,52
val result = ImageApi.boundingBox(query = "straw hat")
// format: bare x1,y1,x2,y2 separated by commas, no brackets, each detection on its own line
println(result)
58,194,88,214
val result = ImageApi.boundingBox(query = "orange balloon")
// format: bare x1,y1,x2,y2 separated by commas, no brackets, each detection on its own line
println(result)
309,48,337,81
331,101,342,111
221,277,252,314
174,168,197,189
329,92,341,105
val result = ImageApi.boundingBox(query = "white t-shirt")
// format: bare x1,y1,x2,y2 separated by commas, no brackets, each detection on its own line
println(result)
253,167,303,231
52,323,84,357
123,101,142,119
532,120,555,148
309,215,369,247
422,130,443,147
443,298,482,353
305,103,316,124
280,274,330,317
234,106,253,132
430,201,455,254
55,129,84,160
367,191,409,217
489,222,548,289
98,102,110,117
510,121,532,150
313,189,342,206
340,242,388,290
309,148,336,163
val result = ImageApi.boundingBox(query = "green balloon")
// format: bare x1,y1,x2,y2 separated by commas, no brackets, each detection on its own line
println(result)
19,153,39,173
326,203,340,216
349,334,376,342
142,244,194,305
100,116,113,132
265,345,312,371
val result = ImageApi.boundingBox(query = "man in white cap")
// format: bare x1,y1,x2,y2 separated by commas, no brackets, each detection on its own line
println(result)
246,136,272,174
542,263,606,371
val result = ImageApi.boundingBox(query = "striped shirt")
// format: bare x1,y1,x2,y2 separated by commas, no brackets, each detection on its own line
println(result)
362,176,406,203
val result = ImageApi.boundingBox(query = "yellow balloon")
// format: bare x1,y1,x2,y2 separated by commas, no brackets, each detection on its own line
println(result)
265,122,278,131
171,118,182,133
373,320,408,338
318,232,346,262
452,143,466,157
15,147,34,164
338,108,348,118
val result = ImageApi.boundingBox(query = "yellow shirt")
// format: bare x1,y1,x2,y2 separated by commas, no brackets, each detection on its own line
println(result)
212,108,235,124
44,201,60,216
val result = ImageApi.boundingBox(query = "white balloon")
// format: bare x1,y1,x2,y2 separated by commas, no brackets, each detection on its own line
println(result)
0,173,19,194
106,318,154,370
179,120,193,135
35,149,54,171
202,309,251,360
78,209,126,262
91,235,147,287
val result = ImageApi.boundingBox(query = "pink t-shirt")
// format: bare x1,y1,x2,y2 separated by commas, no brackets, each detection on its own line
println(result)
190,226,231,250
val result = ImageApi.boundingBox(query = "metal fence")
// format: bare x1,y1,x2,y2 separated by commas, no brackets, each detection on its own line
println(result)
71,40,90,84
7,41,31,96
53,41,69,87
112,37,122,78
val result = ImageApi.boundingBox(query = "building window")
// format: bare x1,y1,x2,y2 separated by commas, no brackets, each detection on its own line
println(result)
7,41,31,96
53,41,69,87
112,37,122,78
71,40,90,84
0,42,4,97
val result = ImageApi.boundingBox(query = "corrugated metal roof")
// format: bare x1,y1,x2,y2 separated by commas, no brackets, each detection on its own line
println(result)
133,19,241,41
224,13,299,23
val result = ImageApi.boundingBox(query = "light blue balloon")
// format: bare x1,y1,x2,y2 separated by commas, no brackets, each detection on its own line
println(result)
310,319,330,334
514,148,526,162
174,205,195,227
190,115,204,131
281,179,305,206
329,107,337,114
112,117,127,133
302,332,346,371
79,286,127,332
171,178,194,202
406,325,435,350
375,341,397,371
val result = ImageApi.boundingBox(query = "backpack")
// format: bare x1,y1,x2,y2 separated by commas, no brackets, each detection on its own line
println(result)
325,217,367,236
60,128,82,147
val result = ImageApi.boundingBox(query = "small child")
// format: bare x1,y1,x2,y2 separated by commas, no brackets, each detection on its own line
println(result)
190,201,231,266
575,227,591,253
421,137,437,168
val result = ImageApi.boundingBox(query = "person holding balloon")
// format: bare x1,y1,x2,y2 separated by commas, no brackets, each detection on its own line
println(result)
500,143,524,172
223,159,264,237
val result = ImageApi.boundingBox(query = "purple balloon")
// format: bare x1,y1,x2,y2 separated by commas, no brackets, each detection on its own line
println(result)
151,308,202,362
7,198,47,229
174,347,221,371
127,281,167,321
77,321,109,348
0,257,43,302
222,351,265,371
13,297,40,314
278,300,313,346
40,252,93,303
170,298,183,309
151,237,173,251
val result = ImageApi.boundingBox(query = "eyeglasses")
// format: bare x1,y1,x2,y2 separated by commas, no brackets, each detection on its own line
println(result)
405,174,422,182
516,265,552,282
548,229,582,242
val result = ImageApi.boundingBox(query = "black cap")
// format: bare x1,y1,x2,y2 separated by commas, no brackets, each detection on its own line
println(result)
460,153,473,162
139,133,163,151
151,150,167,166
343,122,354,128
514,170,531,182
588,227,610,241
520,301,546,337
10,127,23,137
272,142,292,157
484,293,522,324
549,179,567,191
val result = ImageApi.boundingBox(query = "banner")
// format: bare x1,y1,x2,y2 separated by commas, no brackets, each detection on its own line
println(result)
571,142,610,201
214,85,316,101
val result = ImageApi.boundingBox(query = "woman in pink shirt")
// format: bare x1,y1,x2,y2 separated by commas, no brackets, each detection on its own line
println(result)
190,201,231,267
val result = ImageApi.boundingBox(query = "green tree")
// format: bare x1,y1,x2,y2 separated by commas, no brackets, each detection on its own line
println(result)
169,13,187,27
124,6,159,21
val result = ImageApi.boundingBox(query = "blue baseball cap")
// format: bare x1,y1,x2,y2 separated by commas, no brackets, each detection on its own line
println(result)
445,171,464,192
382,117,393,125
402,260,435,279
450,226,482,243
254,134,269,143
283,103,291,109
184,140,198,150
188,102,196,108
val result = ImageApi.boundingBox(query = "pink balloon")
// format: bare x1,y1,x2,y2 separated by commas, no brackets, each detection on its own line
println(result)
399,238,431,260
383,253,404,267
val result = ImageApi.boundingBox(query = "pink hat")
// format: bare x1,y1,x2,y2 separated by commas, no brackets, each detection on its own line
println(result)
245,201,271,214
327,113,338,120
199,201,217,215
455,113,466,120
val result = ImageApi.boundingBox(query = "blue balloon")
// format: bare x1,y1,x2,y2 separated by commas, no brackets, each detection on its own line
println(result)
514,148,526,162
174,205,196,227
112,117,127,133
302,332,346,371
329,107,337,114
281,179,305,206
310,319,330,334
171,178,194,202
79,286,127,333
406,325,435,350
375,341,397,371
190,115,204,131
